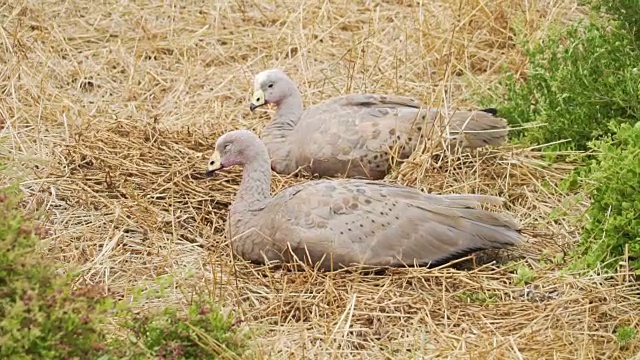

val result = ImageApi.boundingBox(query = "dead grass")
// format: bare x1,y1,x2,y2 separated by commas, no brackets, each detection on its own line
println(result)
1,0,639,358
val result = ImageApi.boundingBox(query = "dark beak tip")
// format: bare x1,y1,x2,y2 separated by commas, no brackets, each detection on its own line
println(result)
189,170,217,180
249,104,257,112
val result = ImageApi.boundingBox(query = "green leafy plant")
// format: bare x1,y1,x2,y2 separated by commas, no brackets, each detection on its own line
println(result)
513,264,536,286
615,325,637,347
485,14,640,152
589,0,640,43
0,185,114,359
116,296,249,359
456,291,499,304
0,184,251,359
571,122,640,271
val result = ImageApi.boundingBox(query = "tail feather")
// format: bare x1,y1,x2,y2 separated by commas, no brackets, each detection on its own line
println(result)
445,110,509,148
411,205,524,267
414,195,523,232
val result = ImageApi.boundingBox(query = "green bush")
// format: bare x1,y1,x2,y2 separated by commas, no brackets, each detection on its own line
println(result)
489,18,640,151
116,298,249,359
571,122,640,272
0,185,114,359
0,184,250,359
589,0,640,43
482,0,640,272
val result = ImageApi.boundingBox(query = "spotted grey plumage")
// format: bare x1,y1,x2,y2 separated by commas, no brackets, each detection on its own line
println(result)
250,68,510,180
204,129,523,271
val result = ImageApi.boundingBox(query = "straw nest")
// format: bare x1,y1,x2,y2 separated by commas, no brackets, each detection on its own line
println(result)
1,0,638,358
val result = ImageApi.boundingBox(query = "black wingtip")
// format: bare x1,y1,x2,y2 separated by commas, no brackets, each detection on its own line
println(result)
480,108,498,116
420,242,517,269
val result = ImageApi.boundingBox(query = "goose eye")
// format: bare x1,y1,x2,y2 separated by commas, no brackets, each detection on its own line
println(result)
267,83,274,89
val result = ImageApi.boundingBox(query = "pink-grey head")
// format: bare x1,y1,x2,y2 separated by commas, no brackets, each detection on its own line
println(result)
205,130,263,176
249,69,294,111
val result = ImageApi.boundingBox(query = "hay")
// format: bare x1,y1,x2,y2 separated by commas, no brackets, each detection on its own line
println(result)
1,0,639,358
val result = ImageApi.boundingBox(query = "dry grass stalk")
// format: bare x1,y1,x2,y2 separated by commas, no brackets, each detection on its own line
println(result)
1,0,638,358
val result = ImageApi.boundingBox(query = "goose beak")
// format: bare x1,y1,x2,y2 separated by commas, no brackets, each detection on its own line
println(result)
204,150,223,177
249,89,265,111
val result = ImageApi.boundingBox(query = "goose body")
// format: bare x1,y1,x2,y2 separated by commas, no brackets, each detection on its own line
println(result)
250,69,509,179
205,129,523,271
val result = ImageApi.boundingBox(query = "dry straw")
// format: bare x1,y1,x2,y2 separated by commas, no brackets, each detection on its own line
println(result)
1,0,638,358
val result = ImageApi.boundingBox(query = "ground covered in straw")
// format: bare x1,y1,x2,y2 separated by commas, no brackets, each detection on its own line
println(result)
1,0,639,358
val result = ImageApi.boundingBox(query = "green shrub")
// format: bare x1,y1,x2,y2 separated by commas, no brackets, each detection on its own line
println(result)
0,185,114,359
571,122,640,272
589,0,640,43
116,298,249,359
0,184,250,359
488,19,640,151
